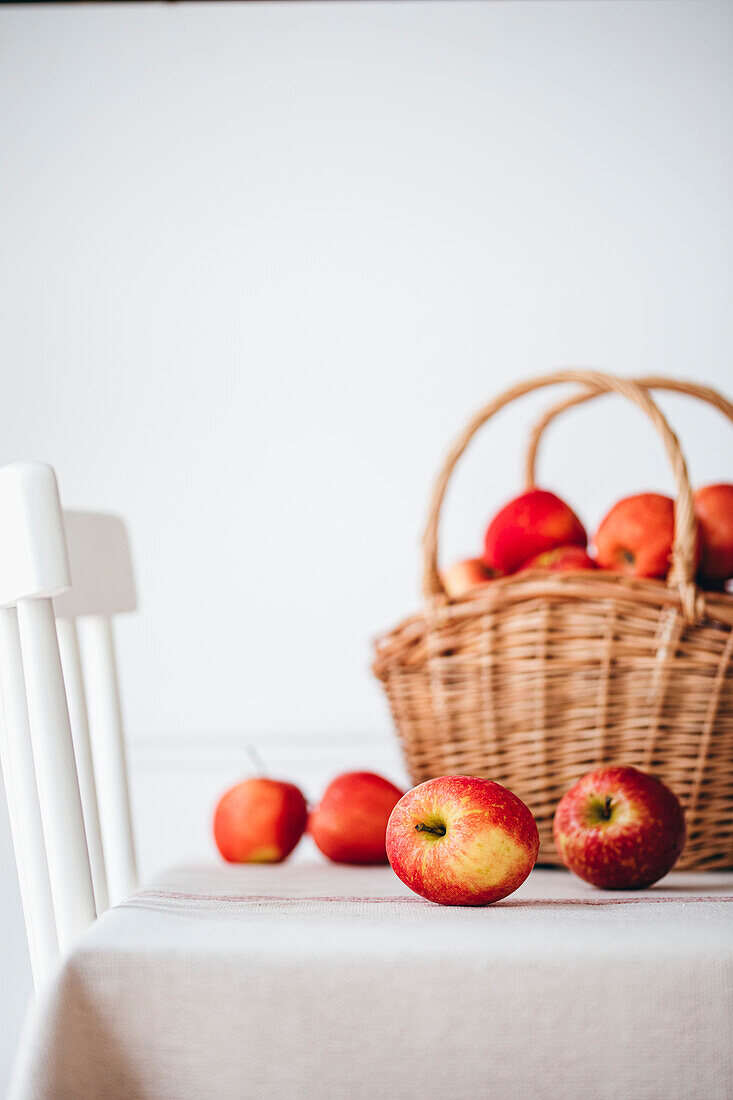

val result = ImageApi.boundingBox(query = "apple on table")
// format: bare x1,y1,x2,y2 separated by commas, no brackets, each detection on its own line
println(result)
386,775,539,905
553,765,686,889
309,771,404,865
214,777,308,863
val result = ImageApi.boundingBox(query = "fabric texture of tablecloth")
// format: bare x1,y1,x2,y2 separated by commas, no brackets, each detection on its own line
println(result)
10,861,733,1100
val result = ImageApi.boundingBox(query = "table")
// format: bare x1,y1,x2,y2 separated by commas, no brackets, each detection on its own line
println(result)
10,861,733,1099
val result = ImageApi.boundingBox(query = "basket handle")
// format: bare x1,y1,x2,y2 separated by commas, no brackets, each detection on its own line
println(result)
422,370,700,614
524,377,733,489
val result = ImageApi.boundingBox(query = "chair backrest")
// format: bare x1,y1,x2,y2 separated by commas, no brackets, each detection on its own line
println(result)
0,462,138,990
54,511,138,913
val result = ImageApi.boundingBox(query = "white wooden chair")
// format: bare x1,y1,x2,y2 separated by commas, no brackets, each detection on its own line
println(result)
0,461,138,990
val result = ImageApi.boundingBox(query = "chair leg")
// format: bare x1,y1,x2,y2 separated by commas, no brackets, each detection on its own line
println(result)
57,617,110,916
16,598,96,952
0,607,59,989
77,614,138,906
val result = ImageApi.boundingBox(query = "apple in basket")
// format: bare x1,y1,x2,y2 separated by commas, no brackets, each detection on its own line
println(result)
553,766,686,889
441,557,500,598
214,778,308,863
483,489,587,575
309,772,404,865
694,483,733,587
386,776,539,905
518,544,598,573
594,493,677,578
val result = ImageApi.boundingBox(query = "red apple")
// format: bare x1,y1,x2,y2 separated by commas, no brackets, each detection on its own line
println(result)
694,483,733,585
553,766,686,889
213,778,307,863
386,775,539,906
518,544,598,573
594,493,676,578
441,557,499,598
309,771,404,865
483,489,587,575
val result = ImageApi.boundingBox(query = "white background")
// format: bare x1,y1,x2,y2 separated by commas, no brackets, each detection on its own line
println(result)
1,0,731,1088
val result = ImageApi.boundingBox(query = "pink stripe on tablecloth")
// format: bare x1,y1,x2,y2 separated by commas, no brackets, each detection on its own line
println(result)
123,889,733,908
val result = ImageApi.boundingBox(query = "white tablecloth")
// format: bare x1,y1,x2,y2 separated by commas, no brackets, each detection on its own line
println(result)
10,861,733,1100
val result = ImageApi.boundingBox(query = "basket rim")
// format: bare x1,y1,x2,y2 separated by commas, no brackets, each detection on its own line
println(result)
373,569,733,678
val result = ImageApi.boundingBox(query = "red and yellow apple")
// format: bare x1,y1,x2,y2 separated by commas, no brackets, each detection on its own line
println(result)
309,771,404,865
483,489,587,575
594,493,676,578
441,557,499,598
553,765,686,889
386,775,539,906
518,544,597,573
214,777,308,863
694,483,733,586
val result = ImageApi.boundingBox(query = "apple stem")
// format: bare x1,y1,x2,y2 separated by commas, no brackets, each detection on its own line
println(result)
415,822,446,837
601,796,613,820
246,744,268,777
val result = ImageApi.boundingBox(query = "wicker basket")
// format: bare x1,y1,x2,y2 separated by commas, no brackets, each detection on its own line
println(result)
373,370,733,870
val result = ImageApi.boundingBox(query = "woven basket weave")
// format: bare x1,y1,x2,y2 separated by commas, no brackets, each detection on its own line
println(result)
373,370,733,870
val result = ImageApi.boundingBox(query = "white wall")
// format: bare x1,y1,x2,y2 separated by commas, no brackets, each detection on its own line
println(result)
1,0,731,1089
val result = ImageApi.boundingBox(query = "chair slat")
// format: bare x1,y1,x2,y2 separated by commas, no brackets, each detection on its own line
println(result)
77,614,138,906
0,606,59,988
17,598,96,951
57,616,110,915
